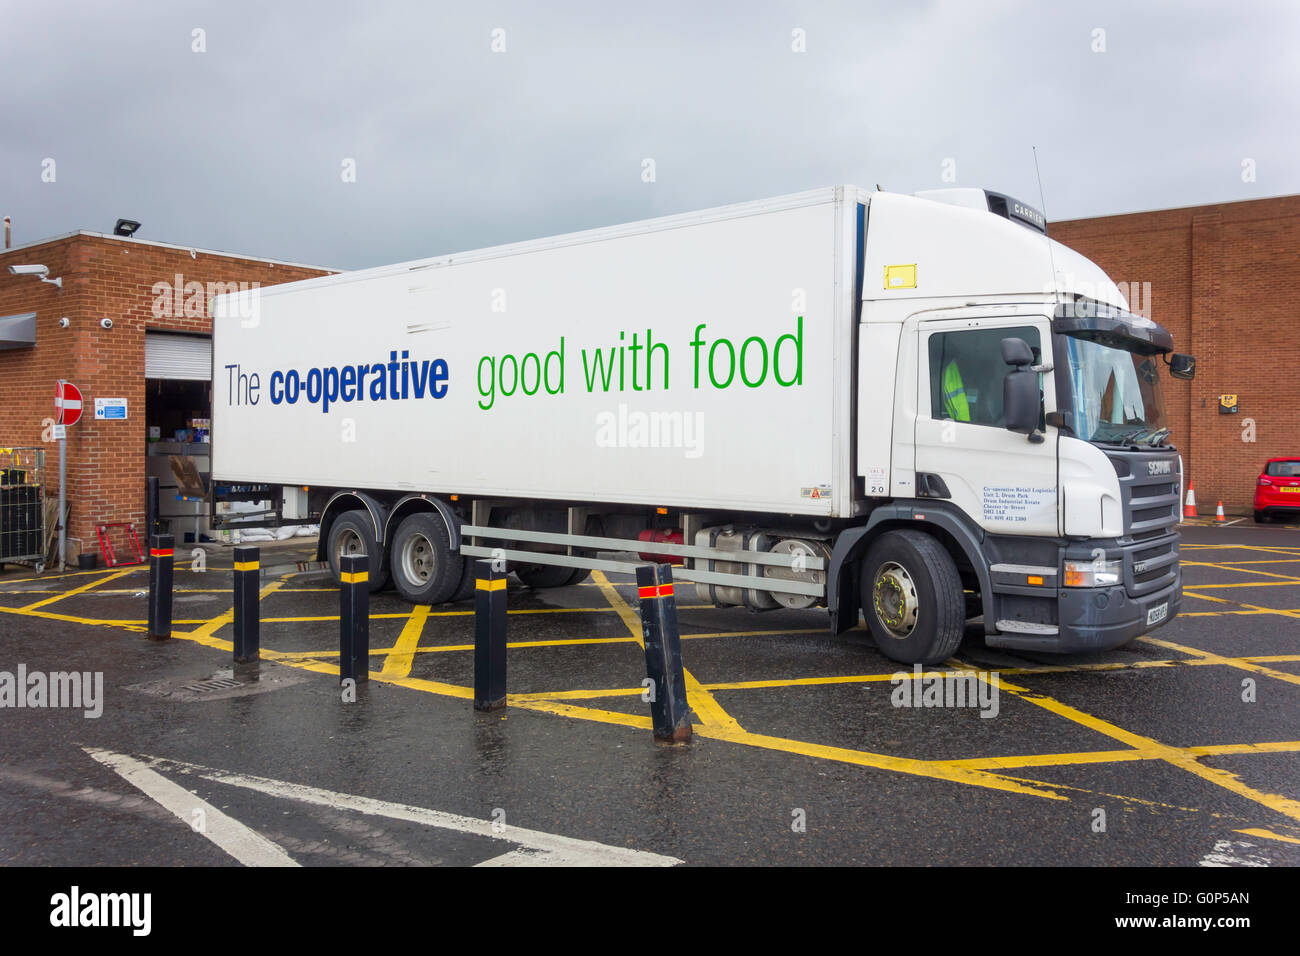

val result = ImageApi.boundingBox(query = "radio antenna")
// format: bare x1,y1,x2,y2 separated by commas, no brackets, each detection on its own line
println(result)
1033,146,1061,309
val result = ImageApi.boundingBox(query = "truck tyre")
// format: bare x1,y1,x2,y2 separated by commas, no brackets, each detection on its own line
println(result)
515,563,583,589
859,530,965,664
563,568,591,586
328,509,388,592
449,551,478,602
390,512,464,604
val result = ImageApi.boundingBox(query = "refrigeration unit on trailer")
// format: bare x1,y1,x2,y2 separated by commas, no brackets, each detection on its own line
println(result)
211,185,1195,664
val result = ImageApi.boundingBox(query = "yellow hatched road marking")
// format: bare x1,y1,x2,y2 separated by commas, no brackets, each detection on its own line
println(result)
1138,636,1300,687
1236,827,1300,845
19,569,136,611
1184,580,1300,590
1183,590,1300,619
1185,558,1300,568
947,660,1300,824
942,740,1300,771
380,605,430,679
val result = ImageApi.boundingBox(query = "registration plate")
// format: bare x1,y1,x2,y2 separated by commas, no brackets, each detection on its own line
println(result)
1146,602,1169,626
1280,486,1300,493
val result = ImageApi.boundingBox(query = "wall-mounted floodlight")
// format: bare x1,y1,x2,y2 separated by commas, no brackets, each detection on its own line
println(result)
113,219,141,237
7,264,62,289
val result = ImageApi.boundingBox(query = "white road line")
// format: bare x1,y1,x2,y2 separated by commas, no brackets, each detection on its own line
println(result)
84,748,299,867
475,848,558,866
1198,839,1270,867
126,752,681,866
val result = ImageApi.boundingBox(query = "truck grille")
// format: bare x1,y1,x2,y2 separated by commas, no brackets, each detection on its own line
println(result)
1105,449,1181,597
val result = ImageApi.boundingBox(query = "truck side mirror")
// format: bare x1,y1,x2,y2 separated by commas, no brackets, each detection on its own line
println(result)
1000,336,1034,367
1167,353,1196,380
1004,368,1040,438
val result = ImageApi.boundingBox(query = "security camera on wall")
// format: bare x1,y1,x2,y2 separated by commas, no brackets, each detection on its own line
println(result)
7,263,63,288
100,317,113,329
59,317,70,328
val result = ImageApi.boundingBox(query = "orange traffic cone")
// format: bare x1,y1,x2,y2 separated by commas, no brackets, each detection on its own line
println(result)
1184,480,1198,518
1215,501,1226,523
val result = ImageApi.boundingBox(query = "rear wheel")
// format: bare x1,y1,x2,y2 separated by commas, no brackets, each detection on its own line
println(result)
327,509,388,592
515,563,588,589
390,513,463,604
449,552,478,602
859,530,965,664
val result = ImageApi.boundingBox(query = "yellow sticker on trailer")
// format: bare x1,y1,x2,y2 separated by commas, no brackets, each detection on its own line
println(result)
884,264,917,290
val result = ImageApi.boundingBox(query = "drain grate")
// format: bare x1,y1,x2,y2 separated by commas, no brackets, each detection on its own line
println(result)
181,677,244,694
127,664,308,702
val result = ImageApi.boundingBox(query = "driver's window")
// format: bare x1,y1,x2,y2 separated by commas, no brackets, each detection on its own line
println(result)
928,326,1041,426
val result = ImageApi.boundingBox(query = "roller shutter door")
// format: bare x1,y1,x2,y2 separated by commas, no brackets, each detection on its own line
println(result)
145,332,211,381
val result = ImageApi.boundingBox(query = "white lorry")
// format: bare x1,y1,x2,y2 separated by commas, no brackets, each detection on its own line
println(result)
211,186,1194,664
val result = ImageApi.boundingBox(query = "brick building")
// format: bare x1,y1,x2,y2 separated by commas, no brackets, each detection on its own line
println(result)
1053,194,1299,515
0,229,332,566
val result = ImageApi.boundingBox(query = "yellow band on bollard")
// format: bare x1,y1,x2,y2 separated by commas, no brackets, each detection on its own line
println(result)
233,561,259,572
340,571,369,584
476,578,507,591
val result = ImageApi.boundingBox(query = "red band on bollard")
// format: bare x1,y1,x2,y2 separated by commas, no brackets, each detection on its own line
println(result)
637,583,674,599
150,549,173,558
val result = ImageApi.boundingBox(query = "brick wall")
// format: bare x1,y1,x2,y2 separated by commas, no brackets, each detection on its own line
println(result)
1053,195,1300,515
0,234,330,559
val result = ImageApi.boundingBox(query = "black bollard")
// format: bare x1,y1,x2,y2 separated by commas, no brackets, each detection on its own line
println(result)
146,476,159,538
636,563,691,741
339,553,369,685
147,534,174,641
473,559,507,711
232,545,260,663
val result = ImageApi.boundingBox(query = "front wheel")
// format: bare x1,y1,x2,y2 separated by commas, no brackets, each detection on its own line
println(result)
859,530,965,664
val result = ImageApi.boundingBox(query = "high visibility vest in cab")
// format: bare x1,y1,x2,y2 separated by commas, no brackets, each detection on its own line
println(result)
942,360,970,421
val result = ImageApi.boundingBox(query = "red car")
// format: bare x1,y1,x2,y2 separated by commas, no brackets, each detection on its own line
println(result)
1255,457,1300,522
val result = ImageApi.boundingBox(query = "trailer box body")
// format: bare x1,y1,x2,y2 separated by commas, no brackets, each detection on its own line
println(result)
213,189,861,517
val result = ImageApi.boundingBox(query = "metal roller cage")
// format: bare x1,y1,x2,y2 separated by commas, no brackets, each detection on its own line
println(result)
0,447,46,572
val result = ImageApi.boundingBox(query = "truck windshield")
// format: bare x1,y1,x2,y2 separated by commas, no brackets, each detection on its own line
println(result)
1061,334,1168,444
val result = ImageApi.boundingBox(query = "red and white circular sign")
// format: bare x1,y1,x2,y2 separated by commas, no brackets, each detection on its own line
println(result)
56,380,83,426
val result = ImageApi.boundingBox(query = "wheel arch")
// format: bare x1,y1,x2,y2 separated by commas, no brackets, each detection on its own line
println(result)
315,491,390,562
828,502,992,634
383,495,462,552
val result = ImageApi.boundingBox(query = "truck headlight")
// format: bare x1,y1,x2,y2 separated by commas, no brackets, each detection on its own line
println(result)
1063,558,1121,587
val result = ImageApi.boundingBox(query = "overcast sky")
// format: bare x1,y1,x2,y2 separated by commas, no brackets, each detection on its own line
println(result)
3,0,1297,270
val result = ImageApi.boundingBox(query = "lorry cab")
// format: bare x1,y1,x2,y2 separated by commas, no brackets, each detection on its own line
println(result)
845,189,1193,660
